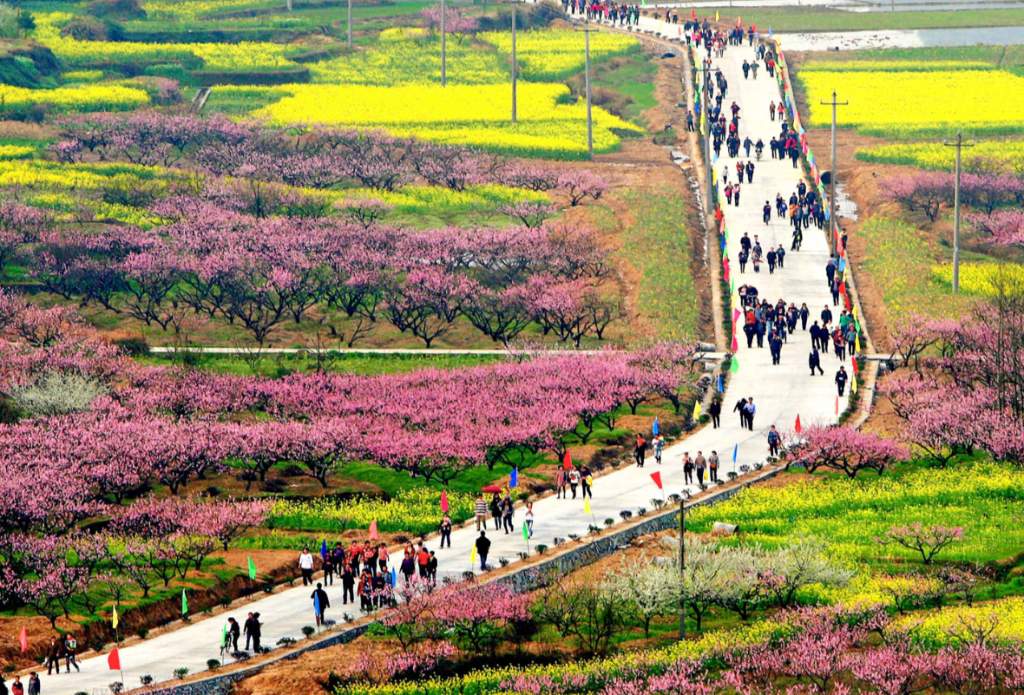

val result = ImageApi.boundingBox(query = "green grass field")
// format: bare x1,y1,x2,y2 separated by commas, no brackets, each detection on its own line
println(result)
139,351,504,376
702,6,1024,32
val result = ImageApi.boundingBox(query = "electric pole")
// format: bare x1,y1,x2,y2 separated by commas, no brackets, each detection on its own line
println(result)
511,3,517,123
440,0,447,86
347,0,352,49
820,90,847,254
679,494,686,640
944,131,974,295
695,62,715,209
583,19,593,159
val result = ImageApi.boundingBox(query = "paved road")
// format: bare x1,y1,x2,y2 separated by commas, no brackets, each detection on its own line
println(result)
38,25,850,695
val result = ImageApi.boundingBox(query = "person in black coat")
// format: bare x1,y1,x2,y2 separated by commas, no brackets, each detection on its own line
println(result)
475,532,491,570
809,347,824,375
835,366,849,396
311,583,330,626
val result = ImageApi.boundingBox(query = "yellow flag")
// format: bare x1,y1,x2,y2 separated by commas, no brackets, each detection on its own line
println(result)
583,498,591,515
715,10,719,21
470,545,477,564
112,604,119,630
853,306,859,320
855,334,862,354
693,401,702,420
851,374,859,394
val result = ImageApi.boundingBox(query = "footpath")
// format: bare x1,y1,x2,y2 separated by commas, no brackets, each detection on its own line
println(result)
38,22,850,695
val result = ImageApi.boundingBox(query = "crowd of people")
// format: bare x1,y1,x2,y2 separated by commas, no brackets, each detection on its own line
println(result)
563,0,641,25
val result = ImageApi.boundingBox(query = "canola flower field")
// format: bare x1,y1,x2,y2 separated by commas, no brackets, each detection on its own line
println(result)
931,262,1024,297
480,29,640,81
266,488,476,535
857,140,1024,173
798,67,1024,136
0,83,149,112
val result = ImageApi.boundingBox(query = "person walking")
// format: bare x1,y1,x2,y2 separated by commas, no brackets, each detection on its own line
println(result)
767,425,781,457
580,465,593,498
243,612,259,651
475,531,491,571
25,676,38,695
62,633,79,673
743,398,756,431
769,331,783,365
400,547,415,583
298,547,315,586
501,493,515,534
653,434,665,464
341,561,356,605
634,433,647,467
45,637,62,675
709,450,720,482
474,493,488,531
769,99,776,121
10,677,22,695
695,451,707,486
809,347,824,375
555,467,567,499
439,514,452,548
683,452,694,485
226,616,240,653
568,467,581,498
489,492,502,531
0,675,7,695
357,567,374,612
417,544,430,578
524,501,534,539
835,366,849,396
709,397,722,428
733,397,748,427
322,550,334,587
763,201,771,225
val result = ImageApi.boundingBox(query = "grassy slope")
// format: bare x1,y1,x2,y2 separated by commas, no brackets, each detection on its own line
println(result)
138,351,503,377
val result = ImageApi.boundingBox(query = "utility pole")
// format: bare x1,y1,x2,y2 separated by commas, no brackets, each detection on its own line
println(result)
695,62,715,209
944,131,974,294
346,0,352,49
511,3,517,123
440,0,447,87
678,495,686,640
820,90,847,254
583,18,594,159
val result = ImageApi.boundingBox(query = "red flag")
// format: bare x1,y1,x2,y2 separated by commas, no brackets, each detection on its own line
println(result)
19,626,28,654
838,281,847,295
369,519,379,540
731,332,738,353
562,450,572,471
723,264,730,283
851,358,859,375
650,471,663,490
835,396,840,415
794,414,802,434
440,490,449,513
108,646,121,671
690,8,696,20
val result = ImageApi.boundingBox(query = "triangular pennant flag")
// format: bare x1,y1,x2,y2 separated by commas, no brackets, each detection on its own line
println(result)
248,556,257,580
732,444,738,464
715,10,719,21
851,374,859,394
562,450,573,471
313,591,321,618
440,489,450,513
851,358,859,375
111,604,119,630
724,264,730,283
733,308,741,323
522,522,530,540
730,356,739,373
19,626,28,654
222,621,228,647
369,519,379,540
583,498,591,515
510,467,518,488
731,333,739,353
795,414,802,434
692,401,702,420
717,375,725,393
835,396,840,415
320,539,328,558
855,334,862,354
649,471,663,490
181,588,188,616
390,567,397,586
108,646,121,671
470,544,477,564
652,416,660,436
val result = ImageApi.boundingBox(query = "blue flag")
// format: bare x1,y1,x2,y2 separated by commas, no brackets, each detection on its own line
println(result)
732,444,738,464
717,375,725,393
768,26,773,37
510,467,518,488
313,591,321,617
652,417,660,436
389,568,397,586
720,235,726,251
838,257,847,273
320,539,328,559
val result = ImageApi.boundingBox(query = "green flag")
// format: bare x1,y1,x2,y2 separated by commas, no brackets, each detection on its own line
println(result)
221,621,228,648
730,356,739,373
522,522,529,540
181,588,188,616
247,556,257,580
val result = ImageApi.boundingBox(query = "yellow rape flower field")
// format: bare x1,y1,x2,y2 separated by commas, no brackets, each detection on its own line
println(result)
799,69,1024,135
931,262,1024,296
246,83,641,157
900,597,1024,648
480,29,639,80
0,83,149,112
857,139,1024,173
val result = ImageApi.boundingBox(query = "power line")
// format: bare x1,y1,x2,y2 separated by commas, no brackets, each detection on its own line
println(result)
943,131,974,294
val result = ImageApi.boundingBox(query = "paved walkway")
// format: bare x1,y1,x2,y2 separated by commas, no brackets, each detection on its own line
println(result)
39,25,850,695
